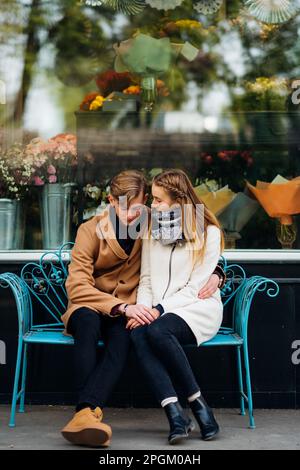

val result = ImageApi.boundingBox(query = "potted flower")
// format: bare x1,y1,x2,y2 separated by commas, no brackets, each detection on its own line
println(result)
230,77,290,143
25,133,77,249
0,143,34,249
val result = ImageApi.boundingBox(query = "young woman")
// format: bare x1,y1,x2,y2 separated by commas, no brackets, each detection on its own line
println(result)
129,169,224,444
61,169,224,448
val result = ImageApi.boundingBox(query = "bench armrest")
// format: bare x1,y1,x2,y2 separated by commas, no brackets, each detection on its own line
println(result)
0,273,32,336
232,275,280,340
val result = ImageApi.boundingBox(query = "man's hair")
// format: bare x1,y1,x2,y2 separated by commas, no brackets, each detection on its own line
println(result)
109,170,148,202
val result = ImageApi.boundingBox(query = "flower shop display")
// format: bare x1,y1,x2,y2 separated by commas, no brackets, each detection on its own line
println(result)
79,69,169,115
246,175,300,249
82,183,108,220
25,133,77,249
113,33,198,111
0,144,34,249
198,149,254,192
231,77,290,143
195,181,237,215
233,77,288,112
245,0,299,24
79,71,141,113
194,179,259,249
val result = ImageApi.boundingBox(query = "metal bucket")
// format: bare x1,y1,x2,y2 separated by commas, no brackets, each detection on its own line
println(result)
40,183,74,249
0,199,18,249
12,200,26,249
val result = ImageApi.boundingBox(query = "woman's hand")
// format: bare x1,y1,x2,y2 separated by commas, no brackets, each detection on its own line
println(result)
124,304,156,325
126,318,141,330
198,273,220,299
126,307,161,330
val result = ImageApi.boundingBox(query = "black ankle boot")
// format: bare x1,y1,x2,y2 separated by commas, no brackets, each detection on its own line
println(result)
164,401,194,445
189,395,219,440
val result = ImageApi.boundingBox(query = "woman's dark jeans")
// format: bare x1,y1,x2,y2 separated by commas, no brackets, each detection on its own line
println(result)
67,307,131,410
131,312,200,404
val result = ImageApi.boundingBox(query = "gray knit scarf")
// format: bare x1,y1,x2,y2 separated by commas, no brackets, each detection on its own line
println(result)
151,206,185,246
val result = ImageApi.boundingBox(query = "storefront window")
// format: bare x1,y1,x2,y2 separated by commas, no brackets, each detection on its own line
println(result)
1,0,300,251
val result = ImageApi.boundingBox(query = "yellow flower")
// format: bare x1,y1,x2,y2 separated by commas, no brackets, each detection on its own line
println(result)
246,77,287,94
89,95,105,110
175,20,202,29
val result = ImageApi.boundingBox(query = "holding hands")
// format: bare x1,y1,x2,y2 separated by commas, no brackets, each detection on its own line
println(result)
125,307,160,330
124,271,222,330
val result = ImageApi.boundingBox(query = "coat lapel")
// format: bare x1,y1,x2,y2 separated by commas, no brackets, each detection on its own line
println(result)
97,207,143,261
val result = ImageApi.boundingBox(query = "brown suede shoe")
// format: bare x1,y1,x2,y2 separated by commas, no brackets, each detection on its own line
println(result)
61,407,112,447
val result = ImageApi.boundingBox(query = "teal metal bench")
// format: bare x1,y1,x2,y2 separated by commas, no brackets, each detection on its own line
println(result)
0,242,279,428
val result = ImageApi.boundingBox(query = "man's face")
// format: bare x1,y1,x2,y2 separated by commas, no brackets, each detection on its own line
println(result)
108,191,148,225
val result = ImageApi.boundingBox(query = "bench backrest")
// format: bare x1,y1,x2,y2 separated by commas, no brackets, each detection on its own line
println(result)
20,244,246,331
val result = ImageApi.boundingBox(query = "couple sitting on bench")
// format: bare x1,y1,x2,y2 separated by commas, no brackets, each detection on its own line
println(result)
61,168,226,447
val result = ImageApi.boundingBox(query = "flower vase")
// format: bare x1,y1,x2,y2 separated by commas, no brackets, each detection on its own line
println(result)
224,230,241,250
141,76,157,112
0,199,16,249
40,183,74,249
275,217,297,249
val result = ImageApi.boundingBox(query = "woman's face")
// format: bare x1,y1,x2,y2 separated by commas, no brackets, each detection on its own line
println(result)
151,183,176,211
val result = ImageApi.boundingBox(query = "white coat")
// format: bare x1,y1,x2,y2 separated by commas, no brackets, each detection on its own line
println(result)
136,225,223,346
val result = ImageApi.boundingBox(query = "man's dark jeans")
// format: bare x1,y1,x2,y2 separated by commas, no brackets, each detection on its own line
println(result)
67,307,131,409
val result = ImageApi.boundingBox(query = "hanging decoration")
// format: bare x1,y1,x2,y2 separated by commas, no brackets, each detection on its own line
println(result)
145,0,184,10
245,0,299,24
102,0,146,14
193,0,223,15
80,0,103,6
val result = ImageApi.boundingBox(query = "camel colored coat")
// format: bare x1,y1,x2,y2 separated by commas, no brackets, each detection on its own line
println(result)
62,209,142,329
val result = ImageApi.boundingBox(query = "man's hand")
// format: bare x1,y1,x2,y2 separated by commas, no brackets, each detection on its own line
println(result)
126,307,160,330
198,273,220,299
124,304,156,325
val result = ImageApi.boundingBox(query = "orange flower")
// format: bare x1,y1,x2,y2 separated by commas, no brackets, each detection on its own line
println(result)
123,85,141,95
157,79,169,97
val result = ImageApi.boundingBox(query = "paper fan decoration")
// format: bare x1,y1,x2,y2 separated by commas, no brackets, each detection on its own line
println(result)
245,0,299,24
103,0,146,14
194,0,223,15
81,0,103,6
145,0,184,10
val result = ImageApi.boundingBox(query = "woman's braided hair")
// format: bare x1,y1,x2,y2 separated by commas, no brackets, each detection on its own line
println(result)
152,169,224,260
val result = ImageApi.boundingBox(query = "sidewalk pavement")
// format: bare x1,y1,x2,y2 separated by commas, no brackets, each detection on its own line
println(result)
0,406,299,450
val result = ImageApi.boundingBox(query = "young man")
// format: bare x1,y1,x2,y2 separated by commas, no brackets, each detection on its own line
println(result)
61,170,226,447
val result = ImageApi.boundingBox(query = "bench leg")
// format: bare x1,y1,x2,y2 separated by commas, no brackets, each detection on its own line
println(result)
236,346,245,416
9,338,23,427
243,342,256,429
19,344,28,413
